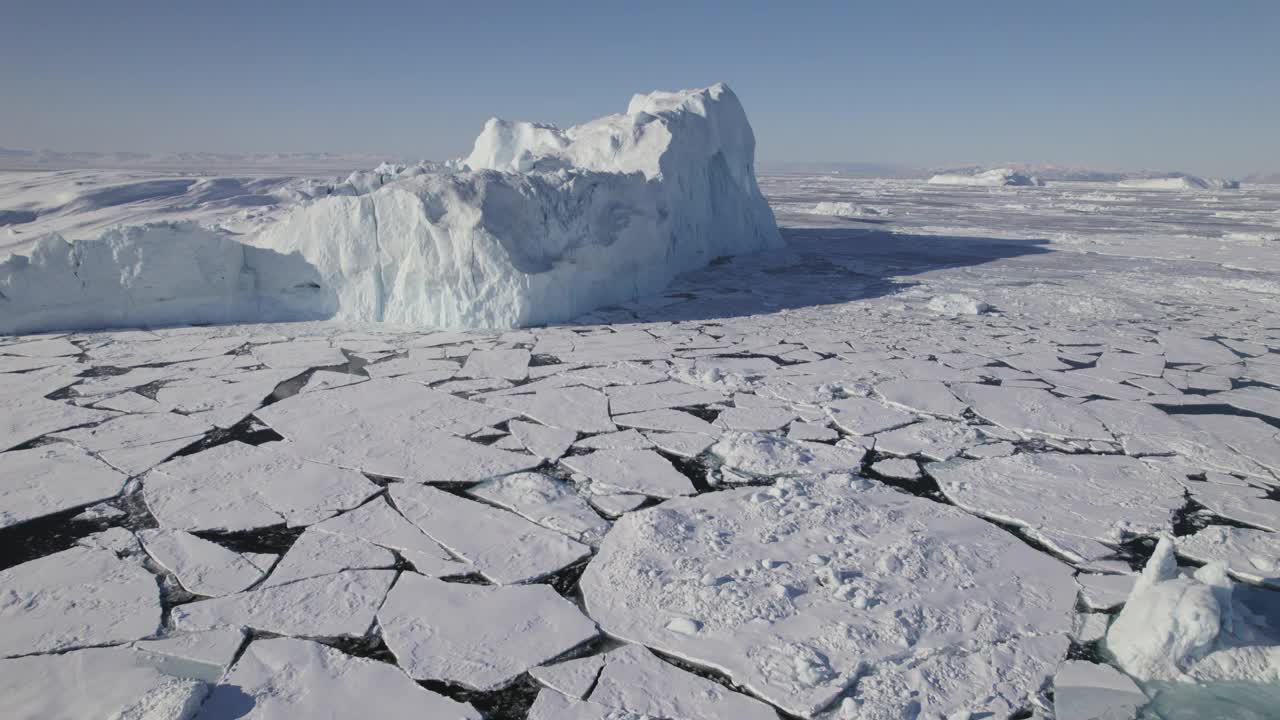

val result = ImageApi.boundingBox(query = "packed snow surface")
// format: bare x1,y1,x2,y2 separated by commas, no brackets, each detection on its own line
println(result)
2,168,1280,719
0,84,781,334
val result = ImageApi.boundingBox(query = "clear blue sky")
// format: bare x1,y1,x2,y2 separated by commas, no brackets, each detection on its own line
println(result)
2,1,1276,176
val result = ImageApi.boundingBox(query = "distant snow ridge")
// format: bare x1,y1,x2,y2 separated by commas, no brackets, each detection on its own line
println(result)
926,168,1045,187
0,84,781,334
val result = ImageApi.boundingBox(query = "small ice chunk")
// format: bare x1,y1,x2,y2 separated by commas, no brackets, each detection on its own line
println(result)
310,498,466,577
508,419,576,461
486,386,616,433
145,441,379,532
378,573,598,691
872,458,921,480
139,529,268,597
261,526,397,587
825,397,916,435
529,654,607,699
0,647,206,720
200,637,481,719
0,547,161,657
460,348,531,381
588,644,784,720
173,570,396,639
1053,660,1146,720
133,627,246,683
0,444,128,529
468,472,612,546
391,483,591,584
562,448,696,498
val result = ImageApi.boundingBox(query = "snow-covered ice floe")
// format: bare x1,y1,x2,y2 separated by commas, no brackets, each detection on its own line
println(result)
0,84,781,334
2,165,1280,719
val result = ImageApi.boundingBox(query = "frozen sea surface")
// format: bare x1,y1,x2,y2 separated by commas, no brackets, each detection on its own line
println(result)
1,173,1279,719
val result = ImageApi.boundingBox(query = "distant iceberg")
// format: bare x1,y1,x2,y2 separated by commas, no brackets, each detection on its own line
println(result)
1118,175,1239,191
0,84,781,334
926,168,1045,187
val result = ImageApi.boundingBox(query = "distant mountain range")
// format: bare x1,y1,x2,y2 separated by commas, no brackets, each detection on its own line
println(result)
762,160,1275,184
0,147,415,174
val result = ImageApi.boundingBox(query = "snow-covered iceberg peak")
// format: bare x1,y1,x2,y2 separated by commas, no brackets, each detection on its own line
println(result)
0,84,781,334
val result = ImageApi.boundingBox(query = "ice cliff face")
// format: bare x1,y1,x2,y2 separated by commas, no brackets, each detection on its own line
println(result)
0,84,780,334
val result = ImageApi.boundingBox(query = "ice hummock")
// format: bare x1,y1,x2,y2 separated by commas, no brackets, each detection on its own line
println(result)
0,84,781,334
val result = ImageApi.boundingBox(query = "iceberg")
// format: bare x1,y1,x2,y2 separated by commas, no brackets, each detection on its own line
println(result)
1118,175,1239,191
0,84,781,334
926,168,1045,187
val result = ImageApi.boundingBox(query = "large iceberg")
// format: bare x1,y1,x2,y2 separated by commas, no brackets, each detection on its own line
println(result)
926,168,1045,187
0,84,780,334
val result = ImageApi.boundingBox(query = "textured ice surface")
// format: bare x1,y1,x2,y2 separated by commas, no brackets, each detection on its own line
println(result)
580,475,1076,717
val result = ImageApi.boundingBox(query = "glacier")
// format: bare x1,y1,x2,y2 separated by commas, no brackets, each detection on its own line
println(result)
0,84,780,334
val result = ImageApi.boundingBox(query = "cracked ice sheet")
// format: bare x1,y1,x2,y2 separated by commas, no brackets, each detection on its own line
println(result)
0,546,161,657
198,637,481,719
310,497,465,577
580,474,1076,718
378,573,597,691
256,379,537,482
952,383,1114,441
173,569,396,639
1,646,207,720
51,411,212,475
138,529,268,597
0,396,116,451
485,385,615,433
1176,526,1280,588
468,472,611,546
1180,479,1280,531
391,482,591,584
562,448,697,498
145,441,378,532
931,453,1188,562
587,644,778,720
261,528,392,587
0,444,128,529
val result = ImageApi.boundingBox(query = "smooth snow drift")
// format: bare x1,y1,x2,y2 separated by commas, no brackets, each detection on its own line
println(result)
0,84,780,334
